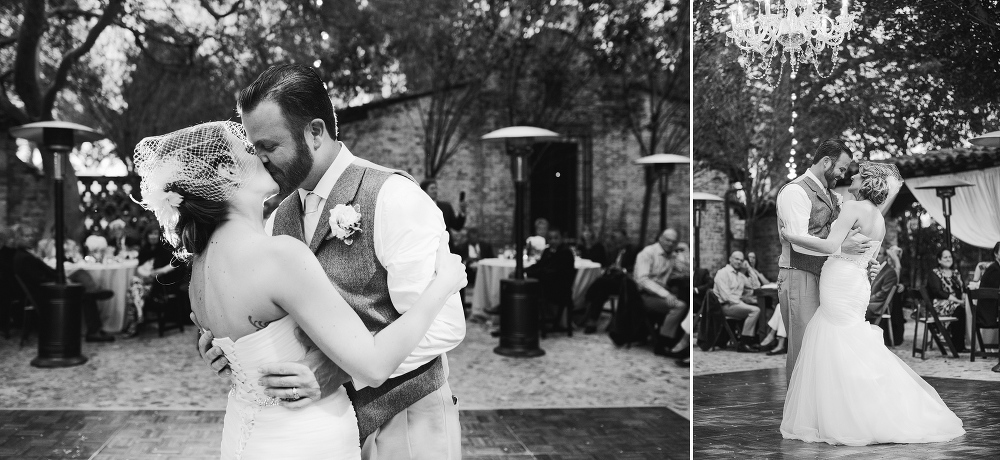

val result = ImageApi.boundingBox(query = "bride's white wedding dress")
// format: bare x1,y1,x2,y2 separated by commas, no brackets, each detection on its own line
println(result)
214,315,361,459
781,242,966,446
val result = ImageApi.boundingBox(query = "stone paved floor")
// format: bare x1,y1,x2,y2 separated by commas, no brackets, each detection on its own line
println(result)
0,314,687,458
0,407,688,459
694,368,999,459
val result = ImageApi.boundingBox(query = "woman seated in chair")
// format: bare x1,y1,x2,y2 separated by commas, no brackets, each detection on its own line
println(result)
124,227,186,336
927,248,967,352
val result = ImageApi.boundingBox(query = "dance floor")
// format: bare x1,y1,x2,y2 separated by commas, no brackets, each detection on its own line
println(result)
694,368,1000,459
0,407,687,459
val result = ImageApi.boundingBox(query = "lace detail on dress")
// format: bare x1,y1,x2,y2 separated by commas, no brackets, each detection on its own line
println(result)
828,242,882,270
225,347,281,459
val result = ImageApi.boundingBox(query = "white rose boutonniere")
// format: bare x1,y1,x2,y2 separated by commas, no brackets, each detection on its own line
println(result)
327,204,362,245
832,190,844,207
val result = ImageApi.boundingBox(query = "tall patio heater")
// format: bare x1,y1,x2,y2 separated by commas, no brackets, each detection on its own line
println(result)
914,177,975,253
692,192,724,272
481,126,560,358
969,131,1000,147
9,121,104,368
634,154,690,237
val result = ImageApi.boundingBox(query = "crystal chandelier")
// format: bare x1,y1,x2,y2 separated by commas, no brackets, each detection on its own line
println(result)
727,0,858,79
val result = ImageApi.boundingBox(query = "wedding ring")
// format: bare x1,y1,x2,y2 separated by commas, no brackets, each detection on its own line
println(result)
291,387,299,399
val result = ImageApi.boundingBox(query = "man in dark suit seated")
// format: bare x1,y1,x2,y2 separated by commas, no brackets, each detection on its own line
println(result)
866,245,902,346
578,229,639,333
455,227,494,314
0,224,115,342
973,242,1000,372
525,227,575,330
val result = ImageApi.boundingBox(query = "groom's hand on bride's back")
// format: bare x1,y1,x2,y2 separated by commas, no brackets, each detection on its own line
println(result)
191,312,231,378
841,227,872,255
257,327,351,409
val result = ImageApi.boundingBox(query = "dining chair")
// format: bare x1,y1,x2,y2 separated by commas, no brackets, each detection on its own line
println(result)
697,291,741,351
912,286,960,359
874,284,899,347
966,288,1000,362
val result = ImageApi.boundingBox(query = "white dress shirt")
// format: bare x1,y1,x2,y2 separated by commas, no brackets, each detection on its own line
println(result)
776,169,838,265
266,143,466,385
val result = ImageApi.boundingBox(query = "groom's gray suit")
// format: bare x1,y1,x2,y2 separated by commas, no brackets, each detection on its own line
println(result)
776,170,841,382
271,151,462,459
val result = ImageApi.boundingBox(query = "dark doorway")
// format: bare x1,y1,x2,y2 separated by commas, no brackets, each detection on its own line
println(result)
529,142,577,238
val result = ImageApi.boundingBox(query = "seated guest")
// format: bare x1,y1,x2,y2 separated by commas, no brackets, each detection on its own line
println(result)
713,251,761,352
579,229,640,333
973,242,999,372
1,224,115,342
576,226,607,266
746,251,770,285
866,245,902,346
634,228,688,358
454,227,493,314
692,267,713,313
928,248,967,352
525,227,575,327
526,217,549,257
759,308,787,355
124,227,182,336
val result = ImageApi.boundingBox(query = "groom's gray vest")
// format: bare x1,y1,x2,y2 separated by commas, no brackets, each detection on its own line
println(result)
778,175,840,276
271,161,447,439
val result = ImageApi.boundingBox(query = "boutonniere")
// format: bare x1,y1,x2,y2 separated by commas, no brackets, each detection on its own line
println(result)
831,191,844,207
326,204,362,245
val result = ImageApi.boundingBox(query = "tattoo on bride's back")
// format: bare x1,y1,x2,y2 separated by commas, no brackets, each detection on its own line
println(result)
249,316,274,331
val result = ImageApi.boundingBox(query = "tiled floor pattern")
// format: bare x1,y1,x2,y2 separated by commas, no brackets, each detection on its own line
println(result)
0,407,688,459
694,368,1000,459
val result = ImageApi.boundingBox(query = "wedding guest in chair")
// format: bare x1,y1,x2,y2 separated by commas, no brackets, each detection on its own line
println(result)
525,227,575,333
928,248,967,352
635,228,688,357
578,229,640,333
713,250,762,352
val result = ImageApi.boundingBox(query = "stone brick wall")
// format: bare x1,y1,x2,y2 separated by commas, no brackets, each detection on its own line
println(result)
1,137,50,233
339,95,689,250
693,168,729,273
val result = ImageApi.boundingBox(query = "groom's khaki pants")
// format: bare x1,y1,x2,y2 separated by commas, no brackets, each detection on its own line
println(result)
361,357,461,460
778,268,820,384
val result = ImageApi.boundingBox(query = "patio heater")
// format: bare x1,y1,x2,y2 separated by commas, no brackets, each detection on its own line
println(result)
634,154,690,237
9,121,104,368
914,177,975,253
969,131,1000,147
692,192,724,272
481,126,560,358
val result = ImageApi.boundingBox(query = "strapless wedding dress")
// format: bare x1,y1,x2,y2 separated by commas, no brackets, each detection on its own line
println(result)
781,242,965,446
214,316,361,459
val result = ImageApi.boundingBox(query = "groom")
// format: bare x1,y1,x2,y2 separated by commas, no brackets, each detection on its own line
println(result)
197,64,465,459
776,139,871,382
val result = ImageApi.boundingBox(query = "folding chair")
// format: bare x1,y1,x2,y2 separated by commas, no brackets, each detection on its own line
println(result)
873,284,898,347
912,286,960,359
13,275,39,348
967,288,1000,362
697,291,741,351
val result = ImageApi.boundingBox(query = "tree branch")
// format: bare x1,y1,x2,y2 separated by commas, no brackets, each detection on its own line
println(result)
42,0,126,114
13,0,46,118
199,0,244,20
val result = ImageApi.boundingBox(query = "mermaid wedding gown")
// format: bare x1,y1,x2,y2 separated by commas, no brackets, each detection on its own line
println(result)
214,315,361,459
781,242,965,446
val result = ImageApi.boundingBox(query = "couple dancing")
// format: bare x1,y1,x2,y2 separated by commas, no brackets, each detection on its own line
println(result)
134,65,466,459
775,139,965,446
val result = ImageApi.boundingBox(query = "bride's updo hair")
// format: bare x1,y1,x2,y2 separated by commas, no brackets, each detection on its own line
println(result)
133,121,256,261
856,162,903,206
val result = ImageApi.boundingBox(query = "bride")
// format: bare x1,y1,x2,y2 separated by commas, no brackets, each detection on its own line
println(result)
133,121,466,459
779,162,965,446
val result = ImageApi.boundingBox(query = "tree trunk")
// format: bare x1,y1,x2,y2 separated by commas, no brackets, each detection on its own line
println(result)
637,168,655,246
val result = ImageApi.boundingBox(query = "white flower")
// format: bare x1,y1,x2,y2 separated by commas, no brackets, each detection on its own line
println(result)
832,191,844,206
85,235,108,252
327,204,362,243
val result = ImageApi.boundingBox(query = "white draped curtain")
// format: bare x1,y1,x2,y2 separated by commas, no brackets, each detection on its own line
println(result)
905,166,1000,249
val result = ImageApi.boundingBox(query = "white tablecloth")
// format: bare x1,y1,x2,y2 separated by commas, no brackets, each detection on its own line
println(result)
470,257,603,319
67,260,139,333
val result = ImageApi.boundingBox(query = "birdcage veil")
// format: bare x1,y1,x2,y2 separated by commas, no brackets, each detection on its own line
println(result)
132,121,256,253
858,161,904,203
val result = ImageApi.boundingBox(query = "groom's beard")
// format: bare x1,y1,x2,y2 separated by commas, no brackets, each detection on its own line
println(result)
823,164,840,189
269,134,314,196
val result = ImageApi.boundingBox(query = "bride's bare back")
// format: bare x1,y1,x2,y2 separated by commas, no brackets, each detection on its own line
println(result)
189,225,288,342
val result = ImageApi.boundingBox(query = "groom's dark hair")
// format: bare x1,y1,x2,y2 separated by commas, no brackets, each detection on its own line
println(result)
237,64,339,140
810,139,852,165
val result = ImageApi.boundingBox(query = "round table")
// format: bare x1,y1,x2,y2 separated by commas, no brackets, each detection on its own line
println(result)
470,257,603,320
66,260,139,333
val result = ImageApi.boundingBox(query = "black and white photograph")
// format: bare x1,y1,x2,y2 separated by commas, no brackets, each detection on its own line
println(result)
0,0,689,459
693,0,999,458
